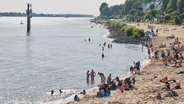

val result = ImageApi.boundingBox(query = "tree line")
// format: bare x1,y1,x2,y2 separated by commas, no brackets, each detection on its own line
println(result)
99,0,184,25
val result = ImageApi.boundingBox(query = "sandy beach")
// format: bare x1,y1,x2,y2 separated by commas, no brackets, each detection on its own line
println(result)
68,23,184,104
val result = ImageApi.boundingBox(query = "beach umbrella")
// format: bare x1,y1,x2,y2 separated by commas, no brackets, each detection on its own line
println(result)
145,31,152,35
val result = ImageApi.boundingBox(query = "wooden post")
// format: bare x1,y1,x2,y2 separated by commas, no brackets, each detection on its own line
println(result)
27,3,31,33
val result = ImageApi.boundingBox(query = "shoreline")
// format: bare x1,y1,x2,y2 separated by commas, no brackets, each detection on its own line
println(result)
68,22,184,104
62,22,149,104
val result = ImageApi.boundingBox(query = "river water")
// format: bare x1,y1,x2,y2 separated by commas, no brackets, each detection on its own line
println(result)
0,17,148,104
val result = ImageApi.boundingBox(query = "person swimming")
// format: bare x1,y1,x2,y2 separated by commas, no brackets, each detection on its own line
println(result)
51,90,54,96
102,47,104,51
102,53,104,58
59,89,63,94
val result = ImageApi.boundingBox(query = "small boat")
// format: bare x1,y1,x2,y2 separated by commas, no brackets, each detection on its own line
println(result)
20,21,24,24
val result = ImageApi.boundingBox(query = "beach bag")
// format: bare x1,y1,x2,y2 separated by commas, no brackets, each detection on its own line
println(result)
120,87,124,93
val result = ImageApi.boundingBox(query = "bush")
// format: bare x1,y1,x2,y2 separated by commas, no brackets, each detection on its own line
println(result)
125,26,133,36
175,16,182,25
132,28,145,38
132,28,139,38
138,29,145,37
167,9,174,14
164,14,171,21
107,20,145,38
179,13,184,20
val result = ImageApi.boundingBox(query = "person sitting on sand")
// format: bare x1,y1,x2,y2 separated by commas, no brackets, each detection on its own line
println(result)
172,82,181,90
110,80,116,90
131,77,136,85
172,60,182,68
96,88,105,97
80,90,86,95
74,94,80,101
161,50,166,60
154,50,159,59
115,76,122,86
179,53,183,60
164,90,178,97
161,82,170,91
166,35,175,39
156,92,163,100
124,82,130,90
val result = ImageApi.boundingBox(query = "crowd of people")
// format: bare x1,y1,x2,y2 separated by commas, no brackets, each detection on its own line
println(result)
85,68,137,98
156,77,181,100
145,23,183,100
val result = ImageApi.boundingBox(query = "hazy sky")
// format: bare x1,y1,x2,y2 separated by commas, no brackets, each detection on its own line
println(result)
0,0,125,16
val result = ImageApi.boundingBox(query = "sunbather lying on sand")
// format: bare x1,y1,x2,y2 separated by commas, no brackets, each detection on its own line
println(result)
160,77,175,83
166,35,175,39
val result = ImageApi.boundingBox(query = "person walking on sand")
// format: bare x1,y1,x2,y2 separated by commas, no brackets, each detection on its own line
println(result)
148,48,151,59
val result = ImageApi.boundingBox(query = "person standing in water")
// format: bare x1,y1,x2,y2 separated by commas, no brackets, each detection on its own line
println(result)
107,74,111,85
86,70,90,80
90,69,96,81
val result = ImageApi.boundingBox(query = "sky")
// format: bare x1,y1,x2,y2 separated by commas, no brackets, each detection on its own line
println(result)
0,0,125,16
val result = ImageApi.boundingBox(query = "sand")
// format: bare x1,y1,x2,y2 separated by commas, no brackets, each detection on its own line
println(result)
68,23,184,104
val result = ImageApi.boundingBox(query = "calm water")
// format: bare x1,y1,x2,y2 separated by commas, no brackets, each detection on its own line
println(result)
0,17,148,104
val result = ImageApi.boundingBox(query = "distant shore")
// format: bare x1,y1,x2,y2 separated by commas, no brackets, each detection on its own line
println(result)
0,12,94,17
68,22,184,104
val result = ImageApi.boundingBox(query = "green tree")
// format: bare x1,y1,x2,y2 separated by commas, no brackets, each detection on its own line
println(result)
166,0,177,13
149,4,155,10
132,2,142,10
177,0,184,14
125,26,133,36
101,6,110,17
109,5,123,16
179,13,184,20
100,2,108,13
138,6,143,11
129,9,137,16
175,16,182,25
145,10,158,18
164,14,171,21
124,0,135,14
161,0,169,12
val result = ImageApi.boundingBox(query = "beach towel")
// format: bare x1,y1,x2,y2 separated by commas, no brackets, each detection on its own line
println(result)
99,93,111,98
177,71,184,74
